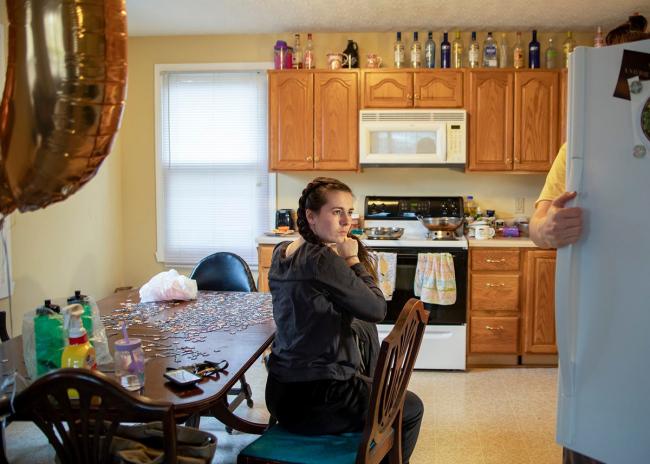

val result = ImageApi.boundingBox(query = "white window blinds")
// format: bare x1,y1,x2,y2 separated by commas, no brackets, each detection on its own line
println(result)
156,68,273,267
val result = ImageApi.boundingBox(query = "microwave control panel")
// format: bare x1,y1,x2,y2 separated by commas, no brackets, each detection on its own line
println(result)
446,122,466,163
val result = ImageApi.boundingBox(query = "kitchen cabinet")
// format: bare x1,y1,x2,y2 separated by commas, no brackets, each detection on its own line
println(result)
469,246,558,360
361,70,463,108
559,69,568,146
523,249,557,354
469,248,522,354
257,244,274,292
268,70,358,171
467,69,560,172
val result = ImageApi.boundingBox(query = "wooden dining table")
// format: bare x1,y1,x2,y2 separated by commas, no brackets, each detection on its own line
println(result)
0,289,276,435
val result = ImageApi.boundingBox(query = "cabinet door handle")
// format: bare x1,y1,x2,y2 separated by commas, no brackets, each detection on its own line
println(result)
314,155,320,162
306,156,312,161
485,258,506,263
485,282,506,288
406,94,412,99
414,94,420,99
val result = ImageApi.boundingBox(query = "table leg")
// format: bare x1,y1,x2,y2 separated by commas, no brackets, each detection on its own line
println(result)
209,398,267,434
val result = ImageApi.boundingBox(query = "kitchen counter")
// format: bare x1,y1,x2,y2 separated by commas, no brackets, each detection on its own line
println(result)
468,237,537,248
257,234,538,248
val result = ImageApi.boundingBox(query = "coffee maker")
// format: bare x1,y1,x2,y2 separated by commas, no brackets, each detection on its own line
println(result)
275,209,295,230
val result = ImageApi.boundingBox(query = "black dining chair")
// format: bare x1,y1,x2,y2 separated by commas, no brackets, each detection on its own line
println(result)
190,252,257,293
189,252,257,431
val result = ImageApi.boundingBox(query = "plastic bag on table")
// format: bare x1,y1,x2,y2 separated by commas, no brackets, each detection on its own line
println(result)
139,269,197,303
66,291,113,366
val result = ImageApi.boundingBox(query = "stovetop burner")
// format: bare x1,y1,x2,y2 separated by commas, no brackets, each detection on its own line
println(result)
426,230,458,240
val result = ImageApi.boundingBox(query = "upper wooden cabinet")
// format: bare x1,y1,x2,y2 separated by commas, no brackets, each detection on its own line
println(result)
467,69,561,172
268,70,358,171
514,71,559,171
361,70,463,108
559,69,568,146
467,70,514,171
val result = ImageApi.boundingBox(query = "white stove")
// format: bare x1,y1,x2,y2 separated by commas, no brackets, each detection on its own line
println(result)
363,196,468,371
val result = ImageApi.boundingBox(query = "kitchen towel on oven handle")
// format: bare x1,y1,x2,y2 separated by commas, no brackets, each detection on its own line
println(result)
370,252,397,301
414,253,457,305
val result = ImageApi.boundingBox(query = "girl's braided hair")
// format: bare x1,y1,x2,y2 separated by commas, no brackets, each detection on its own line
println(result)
297,177,377,282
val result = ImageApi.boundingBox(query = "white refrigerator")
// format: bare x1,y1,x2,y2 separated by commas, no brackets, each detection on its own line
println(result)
556,39,650,463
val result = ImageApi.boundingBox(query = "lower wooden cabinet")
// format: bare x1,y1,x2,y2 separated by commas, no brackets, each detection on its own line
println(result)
468,247,557,358
523,250,557,353
257,245,274,292
470,316,519,353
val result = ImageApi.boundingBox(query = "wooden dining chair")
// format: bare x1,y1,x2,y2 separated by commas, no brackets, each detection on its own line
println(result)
12,368,178,464
190,251,257,431
237,298,429,464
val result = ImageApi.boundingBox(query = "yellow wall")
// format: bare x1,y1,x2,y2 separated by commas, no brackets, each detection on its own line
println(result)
123,31,592,286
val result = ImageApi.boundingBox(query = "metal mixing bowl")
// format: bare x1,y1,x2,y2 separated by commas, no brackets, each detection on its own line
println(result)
416,216,464,232
363,227,405,240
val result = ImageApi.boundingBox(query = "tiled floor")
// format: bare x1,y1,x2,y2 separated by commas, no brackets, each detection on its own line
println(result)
408,367,561,464
5,363,562,464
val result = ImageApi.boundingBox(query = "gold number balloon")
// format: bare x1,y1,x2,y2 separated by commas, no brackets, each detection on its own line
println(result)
0,0,127,215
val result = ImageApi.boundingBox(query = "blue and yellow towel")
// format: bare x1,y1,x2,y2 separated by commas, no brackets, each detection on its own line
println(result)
414,253,457,305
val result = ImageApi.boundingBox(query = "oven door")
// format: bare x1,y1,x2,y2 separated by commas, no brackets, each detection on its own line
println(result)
370,247,467,325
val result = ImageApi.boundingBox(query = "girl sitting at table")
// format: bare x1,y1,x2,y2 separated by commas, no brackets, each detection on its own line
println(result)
265,177,423,463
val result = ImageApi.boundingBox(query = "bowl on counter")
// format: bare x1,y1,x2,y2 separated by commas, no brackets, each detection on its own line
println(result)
363,227,404,240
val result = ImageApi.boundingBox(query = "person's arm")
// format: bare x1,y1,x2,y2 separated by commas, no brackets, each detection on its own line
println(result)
315,249,387,323
530,191,582,249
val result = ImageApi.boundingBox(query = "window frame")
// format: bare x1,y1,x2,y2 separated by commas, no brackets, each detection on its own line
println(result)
153,62,275,268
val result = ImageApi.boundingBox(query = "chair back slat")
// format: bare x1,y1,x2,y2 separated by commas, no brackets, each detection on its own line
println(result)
357,298,428,464
14,368,178,464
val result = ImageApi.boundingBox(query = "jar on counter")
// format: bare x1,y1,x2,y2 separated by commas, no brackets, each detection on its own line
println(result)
114,338,146,391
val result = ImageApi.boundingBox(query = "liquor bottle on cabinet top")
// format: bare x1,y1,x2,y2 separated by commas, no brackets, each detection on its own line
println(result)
394,31,405,68
424,31,436,68
292,34,303,69
499,33,509,68
303,33,315,69
513,31,525,69
594,26,604,47
452,31,464,68
482,32,498,67
545,37,557,69
562,31,576,68
528,29,540,69
468,31,480,68
410,31,422,68
441,32,451,68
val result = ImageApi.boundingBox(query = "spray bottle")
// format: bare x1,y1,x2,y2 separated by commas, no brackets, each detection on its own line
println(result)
61,304,97,370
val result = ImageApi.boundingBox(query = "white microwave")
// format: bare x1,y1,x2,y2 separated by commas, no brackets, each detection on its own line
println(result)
359,109,467,166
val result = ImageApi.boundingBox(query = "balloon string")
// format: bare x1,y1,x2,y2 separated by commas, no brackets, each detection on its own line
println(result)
0,217,13,337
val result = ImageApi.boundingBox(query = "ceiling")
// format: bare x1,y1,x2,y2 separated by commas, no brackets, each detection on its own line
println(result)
126,0,650,36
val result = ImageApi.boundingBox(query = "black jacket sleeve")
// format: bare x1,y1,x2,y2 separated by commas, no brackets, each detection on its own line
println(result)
314,248,387,322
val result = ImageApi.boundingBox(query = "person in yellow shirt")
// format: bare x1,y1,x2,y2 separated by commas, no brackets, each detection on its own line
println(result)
530,144,583,248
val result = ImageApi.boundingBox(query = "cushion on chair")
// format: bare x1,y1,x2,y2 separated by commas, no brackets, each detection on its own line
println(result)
239,425,362,464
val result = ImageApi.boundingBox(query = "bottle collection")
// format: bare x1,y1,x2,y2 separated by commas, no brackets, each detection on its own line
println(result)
274,29,593,70
392,29,575,69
